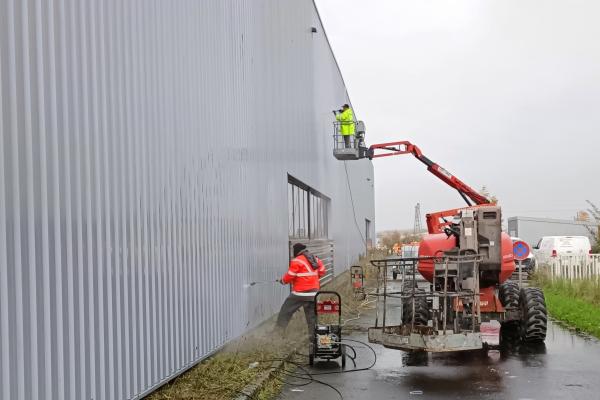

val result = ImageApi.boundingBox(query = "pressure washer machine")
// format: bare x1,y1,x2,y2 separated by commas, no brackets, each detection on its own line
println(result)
309,291,346,368
350,265,366,300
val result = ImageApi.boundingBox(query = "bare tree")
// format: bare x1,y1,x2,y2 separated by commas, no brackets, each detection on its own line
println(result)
583,200,599,251
480,186,498,203
378,230,423,250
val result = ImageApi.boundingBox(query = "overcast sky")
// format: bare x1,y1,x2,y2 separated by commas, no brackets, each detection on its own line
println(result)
315,0,600,231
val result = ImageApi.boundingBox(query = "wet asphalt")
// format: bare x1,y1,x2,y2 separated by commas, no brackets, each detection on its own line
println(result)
277,279,600,400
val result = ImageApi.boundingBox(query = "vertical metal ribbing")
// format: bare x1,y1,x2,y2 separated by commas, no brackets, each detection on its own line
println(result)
96,1,115,397
116,1,130,396
109,1,123,397
87,0,106,397
166,12,175,370
33,0,52,396
44,0,65,396
123,0,136,395
56,0,76,397
0,18,11,399
78,1,97,397
0,2,376,398
147,0,158,374
17,0,39,398
67,1,85,398
131,1,144,392
156,0,166,383
139,2,152,387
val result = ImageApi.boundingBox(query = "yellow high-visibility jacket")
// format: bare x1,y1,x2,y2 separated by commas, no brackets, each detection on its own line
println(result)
336,108,355,136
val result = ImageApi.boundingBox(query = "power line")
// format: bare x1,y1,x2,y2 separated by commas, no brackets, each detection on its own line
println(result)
343,161,367,247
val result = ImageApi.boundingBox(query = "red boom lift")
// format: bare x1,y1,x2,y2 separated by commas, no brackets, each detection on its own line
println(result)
334,125,547,352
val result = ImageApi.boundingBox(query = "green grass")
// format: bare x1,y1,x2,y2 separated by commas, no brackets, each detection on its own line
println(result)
535,273,600,307
543,290,600,338
534,272,600,338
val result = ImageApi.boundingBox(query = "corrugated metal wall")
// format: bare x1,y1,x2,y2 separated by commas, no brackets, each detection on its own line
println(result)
0,1,375,399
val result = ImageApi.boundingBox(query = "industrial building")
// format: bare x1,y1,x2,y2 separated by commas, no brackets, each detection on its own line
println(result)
508,216,596,246
0,1,375,399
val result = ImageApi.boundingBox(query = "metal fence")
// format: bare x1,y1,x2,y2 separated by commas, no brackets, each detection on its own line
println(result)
544,255,600,280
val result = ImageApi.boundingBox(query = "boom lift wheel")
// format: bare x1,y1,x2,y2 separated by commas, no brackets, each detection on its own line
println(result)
499,280,520,308
499,280,521,341
519,287,548,342
401,281,430,326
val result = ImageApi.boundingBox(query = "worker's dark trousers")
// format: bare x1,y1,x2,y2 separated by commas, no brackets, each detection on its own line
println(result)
343,135,352,148
276,292,316,336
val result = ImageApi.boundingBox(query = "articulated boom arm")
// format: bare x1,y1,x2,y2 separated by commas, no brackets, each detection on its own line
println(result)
367,141,491,207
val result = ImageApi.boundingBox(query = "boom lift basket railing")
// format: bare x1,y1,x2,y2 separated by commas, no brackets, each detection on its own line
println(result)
368,254,485,352
332,120,367,160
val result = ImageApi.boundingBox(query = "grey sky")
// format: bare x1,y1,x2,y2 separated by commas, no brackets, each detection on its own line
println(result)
316,0,600,231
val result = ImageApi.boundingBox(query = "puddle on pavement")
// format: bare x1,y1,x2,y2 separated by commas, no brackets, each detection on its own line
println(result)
370,321,600,398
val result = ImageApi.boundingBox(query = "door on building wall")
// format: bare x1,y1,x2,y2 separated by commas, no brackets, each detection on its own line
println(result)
365,219,372,252
288,175,334,284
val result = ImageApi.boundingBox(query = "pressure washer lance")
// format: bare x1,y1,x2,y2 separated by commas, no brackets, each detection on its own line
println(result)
243,279,281,288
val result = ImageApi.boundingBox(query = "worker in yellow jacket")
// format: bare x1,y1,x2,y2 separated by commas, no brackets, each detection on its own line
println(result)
334,104,355,148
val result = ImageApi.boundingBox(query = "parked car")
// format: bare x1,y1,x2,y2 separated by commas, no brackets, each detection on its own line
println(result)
392,244,419,280
510,236,537,273
532,236,592,265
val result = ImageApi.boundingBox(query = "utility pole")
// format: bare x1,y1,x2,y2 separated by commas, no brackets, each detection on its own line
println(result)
414,203,422,235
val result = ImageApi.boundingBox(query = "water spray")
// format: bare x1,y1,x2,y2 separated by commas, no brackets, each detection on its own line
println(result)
243,279,281,289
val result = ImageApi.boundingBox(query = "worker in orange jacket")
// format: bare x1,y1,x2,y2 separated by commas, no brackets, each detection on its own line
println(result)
275,243,326,335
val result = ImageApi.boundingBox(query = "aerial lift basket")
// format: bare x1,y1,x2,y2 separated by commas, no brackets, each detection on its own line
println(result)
332,121,367,160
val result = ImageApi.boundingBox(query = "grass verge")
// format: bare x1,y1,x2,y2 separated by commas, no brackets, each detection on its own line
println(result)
543,290,600,338
534,272,600,339
145,350,284,400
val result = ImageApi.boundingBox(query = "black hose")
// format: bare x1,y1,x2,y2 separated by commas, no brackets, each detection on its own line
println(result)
259,338,378,399
276,362,344,400
308,339,377,375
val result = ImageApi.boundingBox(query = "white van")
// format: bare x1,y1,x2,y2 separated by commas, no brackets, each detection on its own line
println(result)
533,236,591,265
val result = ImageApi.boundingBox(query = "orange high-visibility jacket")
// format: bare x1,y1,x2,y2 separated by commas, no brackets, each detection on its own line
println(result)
282,253,326,295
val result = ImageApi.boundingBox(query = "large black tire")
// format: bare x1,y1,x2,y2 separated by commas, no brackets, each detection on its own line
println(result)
499,280,520,308
402,282,430,326
519,287,547,342
499,280,521,342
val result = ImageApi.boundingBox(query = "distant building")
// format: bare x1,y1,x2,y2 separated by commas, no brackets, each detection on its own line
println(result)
507,216,596,246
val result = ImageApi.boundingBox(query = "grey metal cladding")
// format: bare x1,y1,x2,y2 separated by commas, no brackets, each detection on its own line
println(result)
0,1,375,399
